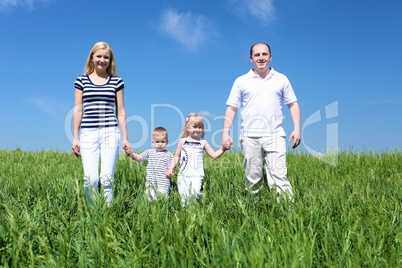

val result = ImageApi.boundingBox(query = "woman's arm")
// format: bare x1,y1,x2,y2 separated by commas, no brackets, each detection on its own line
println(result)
116,89,132,154
203,140,226,160
72,89,83,157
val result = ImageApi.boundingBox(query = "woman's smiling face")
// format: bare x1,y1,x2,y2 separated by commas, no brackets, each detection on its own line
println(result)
92,48,111,72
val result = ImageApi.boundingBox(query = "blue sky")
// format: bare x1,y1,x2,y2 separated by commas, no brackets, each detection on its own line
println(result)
1,0,401,154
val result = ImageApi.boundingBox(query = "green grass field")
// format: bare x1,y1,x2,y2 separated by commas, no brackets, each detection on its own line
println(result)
0,149,401,267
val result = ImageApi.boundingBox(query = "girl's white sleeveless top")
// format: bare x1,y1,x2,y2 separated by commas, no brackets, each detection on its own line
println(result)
179,139,204,177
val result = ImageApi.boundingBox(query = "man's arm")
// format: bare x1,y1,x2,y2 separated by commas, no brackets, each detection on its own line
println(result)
222,105,238,150
287,101,301,149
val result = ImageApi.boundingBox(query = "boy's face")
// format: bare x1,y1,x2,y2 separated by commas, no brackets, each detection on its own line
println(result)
152,133,168,152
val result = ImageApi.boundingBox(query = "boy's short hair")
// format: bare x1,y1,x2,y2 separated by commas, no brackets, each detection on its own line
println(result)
153,127,168,140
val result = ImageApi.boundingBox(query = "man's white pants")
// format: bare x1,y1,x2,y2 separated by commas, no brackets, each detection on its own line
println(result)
80,126,120,207
240,133,293,198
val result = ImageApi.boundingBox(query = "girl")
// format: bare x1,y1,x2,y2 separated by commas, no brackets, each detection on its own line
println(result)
72,42,131,208
166,113,226,205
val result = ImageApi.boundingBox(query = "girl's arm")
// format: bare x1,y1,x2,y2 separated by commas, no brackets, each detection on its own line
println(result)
116,89,132,154
202,140,226,160
166,139,184,178
72,89,83,157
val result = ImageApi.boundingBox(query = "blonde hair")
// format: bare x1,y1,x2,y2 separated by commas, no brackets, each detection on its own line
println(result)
181,113,205,138
84,41,118,76
153,127,168,140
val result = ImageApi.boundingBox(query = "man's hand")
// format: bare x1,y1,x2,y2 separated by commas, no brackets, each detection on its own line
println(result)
222,132,233,150
289,129,301,149
222,105,237,150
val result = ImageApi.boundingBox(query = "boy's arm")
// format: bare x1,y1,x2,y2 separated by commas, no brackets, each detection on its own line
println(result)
127,151,143,162
165,153,174,178
166,139,183,178
203,140,226,160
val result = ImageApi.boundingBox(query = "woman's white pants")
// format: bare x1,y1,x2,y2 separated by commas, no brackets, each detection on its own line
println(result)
80,127,120,207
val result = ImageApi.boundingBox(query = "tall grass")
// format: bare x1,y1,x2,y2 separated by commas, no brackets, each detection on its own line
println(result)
0,149,400,267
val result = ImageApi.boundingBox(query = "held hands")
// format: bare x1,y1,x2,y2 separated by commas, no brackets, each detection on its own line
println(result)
72,138,80,157
222,132,233,151
126,150,133,158
166,169,175,179
122,139,132,155
289,129,301,149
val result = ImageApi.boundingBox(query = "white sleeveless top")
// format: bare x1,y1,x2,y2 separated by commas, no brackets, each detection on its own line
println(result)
179,139,204,177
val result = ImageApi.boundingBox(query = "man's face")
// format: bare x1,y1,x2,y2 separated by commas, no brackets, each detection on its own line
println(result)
250,43,272,72
152,133,168,152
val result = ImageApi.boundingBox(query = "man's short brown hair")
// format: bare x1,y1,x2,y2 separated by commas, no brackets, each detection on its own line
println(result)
250,43,271,56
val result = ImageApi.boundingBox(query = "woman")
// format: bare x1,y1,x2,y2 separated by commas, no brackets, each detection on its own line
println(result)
72,41,131,207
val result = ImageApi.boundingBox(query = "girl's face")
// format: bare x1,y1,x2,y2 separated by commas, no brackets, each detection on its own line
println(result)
92,48,111,73
187,121,203,139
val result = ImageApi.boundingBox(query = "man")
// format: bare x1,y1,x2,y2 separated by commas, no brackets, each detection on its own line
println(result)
222,43,300,200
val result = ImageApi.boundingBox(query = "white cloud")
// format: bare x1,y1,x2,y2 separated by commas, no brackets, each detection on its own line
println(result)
198,111,218,119
227,0,276,24
159,9,217,51
0,0,51,12
0,0,18,11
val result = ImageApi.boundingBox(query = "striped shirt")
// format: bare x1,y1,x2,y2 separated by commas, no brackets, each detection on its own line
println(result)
75,75,124,129
140,149,174,192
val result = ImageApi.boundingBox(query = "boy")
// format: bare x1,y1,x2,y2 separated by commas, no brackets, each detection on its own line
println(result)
126,127,173,201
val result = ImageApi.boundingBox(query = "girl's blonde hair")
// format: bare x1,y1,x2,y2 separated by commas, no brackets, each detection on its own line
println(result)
84,41,118,76
181,113,205,138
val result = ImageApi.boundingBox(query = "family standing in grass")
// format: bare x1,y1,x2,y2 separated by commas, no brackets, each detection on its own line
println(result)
72,41,300,208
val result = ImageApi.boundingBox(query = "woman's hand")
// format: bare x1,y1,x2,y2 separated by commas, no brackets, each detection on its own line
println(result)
72,138,80,157
122,139,132,155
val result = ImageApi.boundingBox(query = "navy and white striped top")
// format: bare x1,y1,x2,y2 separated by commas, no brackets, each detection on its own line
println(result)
75,75,124,129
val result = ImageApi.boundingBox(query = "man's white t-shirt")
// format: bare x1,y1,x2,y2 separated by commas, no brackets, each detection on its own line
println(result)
226,68,297,137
